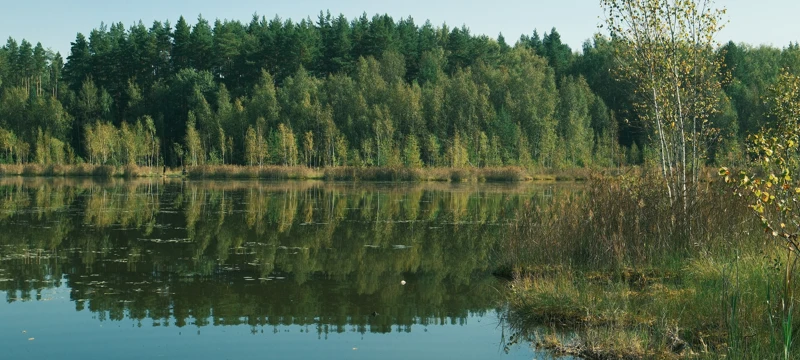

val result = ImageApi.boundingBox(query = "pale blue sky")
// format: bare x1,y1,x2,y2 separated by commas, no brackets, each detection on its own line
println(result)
1,0,798,57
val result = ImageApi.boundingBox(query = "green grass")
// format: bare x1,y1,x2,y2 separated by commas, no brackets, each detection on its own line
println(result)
506,249,798,358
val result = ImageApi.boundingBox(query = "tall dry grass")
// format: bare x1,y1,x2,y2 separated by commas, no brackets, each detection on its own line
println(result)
0,164,167,178
0,163,594,183
186,165,325,180
502,172,756,273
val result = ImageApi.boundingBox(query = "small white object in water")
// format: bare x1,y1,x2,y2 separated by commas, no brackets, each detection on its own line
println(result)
401,280,407,285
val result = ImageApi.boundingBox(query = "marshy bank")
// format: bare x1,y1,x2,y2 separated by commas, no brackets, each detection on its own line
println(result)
499,174,799,359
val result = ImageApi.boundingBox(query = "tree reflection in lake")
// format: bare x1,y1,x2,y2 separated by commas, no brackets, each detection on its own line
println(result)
0,178,564,337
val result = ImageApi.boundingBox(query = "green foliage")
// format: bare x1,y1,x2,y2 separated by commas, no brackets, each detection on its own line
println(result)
722,71,800,359
35,128,68,165
724,71,800,253
424,134,441,167
7,9,796,171
184,113,203,166
447,132,469,168
403,134,423,168
557,76,594,167
84,117,159,166
244,126,259,166
273,123,298,166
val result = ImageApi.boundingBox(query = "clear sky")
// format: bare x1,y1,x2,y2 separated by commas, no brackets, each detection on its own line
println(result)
1,0,798,57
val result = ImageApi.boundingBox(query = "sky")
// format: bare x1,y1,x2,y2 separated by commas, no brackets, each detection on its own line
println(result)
1,0,798,57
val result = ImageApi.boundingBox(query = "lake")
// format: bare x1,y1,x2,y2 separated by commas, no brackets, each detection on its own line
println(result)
0,178,561,359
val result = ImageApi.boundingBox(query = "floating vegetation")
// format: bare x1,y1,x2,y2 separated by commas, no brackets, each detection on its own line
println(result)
136,238,193,244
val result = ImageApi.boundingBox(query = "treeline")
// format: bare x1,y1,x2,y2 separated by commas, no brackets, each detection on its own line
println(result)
0,12,798,168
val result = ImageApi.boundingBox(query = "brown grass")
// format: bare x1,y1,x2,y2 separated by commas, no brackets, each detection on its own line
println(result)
478,166,532,182
502,171,755,272
0,163,599,183
0,164,169,178
186,165,325,180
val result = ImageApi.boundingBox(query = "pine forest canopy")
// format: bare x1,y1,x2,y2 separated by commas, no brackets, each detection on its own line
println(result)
0,10,798,168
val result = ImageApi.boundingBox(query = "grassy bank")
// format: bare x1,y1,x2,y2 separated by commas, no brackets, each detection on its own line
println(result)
500,174,798,358
506,252,795,359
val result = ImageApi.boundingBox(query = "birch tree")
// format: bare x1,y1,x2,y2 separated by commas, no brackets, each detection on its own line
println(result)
601,0,727,206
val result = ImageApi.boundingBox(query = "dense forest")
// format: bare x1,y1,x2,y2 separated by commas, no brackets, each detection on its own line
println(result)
0,12,797,168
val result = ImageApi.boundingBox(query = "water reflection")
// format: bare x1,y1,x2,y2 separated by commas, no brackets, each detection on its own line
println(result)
0,178,563,339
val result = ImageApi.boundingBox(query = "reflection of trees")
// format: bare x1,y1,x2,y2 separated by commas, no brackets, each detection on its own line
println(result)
63,268,502,334
0,178,572,332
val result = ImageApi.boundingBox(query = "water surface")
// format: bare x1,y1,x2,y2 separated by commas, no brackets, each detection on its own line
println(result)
0,178,561,359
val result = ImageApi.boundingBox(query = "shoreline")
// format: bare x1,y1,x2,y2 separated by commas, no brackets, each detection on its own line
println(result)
0,164,593,182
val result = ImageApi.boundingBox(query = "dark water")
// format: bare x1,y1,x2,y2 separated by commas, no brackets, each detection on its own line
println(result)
0,178,557,359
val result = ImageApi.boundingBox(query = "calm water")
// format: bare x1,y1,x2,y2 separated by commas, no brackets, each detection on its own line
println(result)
0,178,560,359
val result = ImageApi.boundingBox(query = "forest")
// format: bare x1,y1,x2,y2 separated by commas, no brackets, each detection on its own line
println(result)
0,11,797,168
